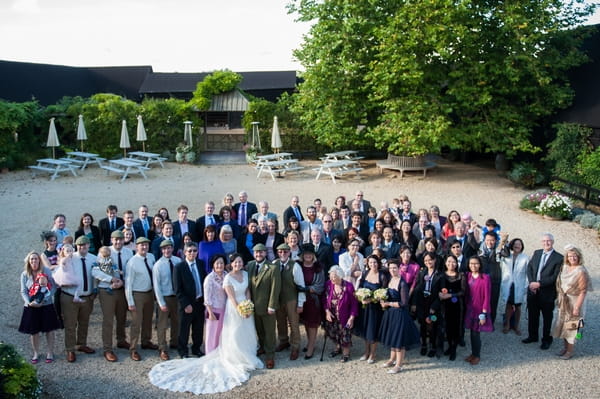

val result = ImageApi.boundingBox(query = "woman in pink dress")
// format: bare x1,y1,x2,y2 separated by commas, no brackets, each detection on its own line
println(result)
464,256,493,365
203,254,227,354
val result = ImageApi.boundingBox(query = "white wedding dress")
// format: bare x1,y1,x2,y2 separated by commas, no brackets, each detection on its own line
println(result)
148,271,263,394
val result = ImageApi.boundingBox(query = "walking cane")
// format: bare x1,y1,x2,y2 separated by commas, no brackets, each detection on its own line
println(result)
319,323,327,361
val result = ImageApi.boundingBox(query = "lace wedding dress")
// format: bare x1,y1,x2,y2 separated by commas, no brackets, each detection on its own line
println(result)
149,271,263,394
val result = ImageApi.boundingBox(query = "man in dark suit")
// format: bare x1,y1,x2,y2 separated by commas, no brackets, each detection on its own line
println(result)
283,195,304,228
320,214,341,245
399,200,417,226
448,238,468,273
132,205,152,238
347,211,369,243
309,229,334,273
349,190,372,215
479,231,502,324
172,204,197,243
151,221,181,260
98,205,124,246
446,221,479,260
195,201,221,241
119,210,138,241
233,190,258,228
174,242,206,358
334,205,351,231
523,233,563,350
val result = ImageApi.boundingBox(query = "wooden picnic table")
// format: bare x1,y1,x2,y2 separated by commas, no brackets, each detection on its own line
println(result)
127,151,167,168
321,150,365,163
101,158,150,181
28,158,78,180
314,160,363,184
256,158,304,181
62,151,106,170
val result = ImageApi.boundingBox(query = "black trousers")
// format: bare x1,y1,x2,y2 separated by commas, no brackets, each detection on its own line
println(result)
526,292,554,343
178,300,205,356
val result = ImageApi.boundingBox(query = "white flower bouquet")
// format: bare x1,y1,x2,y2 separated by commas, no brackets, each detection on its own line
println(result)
237,299,254,317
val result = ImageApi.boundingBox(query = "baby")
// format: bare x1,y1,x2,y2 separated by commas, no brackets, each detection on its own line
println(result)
53,244,84,303
29,273,53,304
94,246,122,294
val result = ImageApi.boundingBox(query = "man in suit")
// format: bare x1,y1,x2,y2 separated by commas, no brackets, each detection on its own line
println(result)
108,230,133,352
300,206,323,244
523,233,563,350
151,220,181,260
233,190,258,228
346,211,369,243
446,221,479,260
333,205,351,231
349,190,372,215
283,195,304,228
381,226,400,260
448,238,468,273
252,201,278,224
274,243,305,361
309,229,334,273
479,231,502,324
247,243,281,369
119,210,138,241
132,205,152,238
320,214,341,245
399,200,418,226
172,204,197,243
195,201,221,241
98,205,124,246
174,241,206,358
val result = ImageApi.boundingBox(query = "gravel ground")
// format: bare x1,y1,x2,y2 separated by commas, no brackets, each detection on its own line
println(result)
0,159,597,399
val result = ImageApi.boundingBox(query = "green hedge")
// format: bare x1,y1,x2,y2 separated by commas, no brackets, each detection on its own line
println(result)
0,342,42,399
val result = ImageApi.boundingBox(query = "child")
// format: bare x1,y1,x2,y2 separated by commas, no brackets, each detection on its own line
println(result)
53,244,84,303
367,207,378,232
93,246,122,294
29,273,53,304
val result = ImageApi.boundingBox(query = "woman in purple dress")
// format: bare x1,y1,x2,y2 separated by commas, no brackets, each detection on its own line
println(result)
464,256,493,365
298,244,325,359
203,254,227,354
198,225,224,274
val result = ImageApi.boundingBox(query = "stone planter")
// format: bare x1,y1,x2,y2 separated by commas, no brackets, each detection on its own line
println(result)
185,151,196,163
543,215,564,221
175,152,185,163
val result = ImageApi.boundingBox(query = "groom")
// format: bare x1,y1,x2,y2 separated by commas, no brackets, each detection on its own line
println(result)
247,243,281,369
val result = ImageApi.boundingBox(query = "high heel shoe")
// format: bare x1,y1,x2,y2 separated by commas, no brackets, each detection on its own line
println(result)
560,351,574,360
387,366,402,374
381,360,395,368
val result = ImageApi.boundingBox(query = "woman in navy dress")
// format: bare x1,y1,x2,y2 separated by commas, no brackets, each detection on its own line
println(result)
354,254,389,363
439,254,466,360
379,259,420,374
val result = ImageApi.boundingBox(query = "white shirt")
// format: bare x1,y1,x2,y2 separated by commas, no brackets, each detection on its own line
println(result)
125,253,156,306
61,252,97,296
110,246,134,280
153,255,181,307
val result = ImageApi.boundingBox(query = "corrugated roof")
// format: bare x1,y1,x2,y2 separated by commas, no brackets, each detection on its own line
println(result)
208,89,250,112
139,71,297,94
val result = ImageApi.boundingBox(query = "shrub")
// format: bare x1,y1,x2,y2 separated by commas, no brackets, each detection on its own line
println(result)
545,123,592,182
508,162,545,188
0,342,42,399
577,147,600,190
519,191,548,211
537,192,573,219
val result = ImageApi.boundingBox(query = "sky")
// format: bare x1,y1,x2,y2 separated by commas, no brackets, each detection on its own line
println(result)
1,0,599,73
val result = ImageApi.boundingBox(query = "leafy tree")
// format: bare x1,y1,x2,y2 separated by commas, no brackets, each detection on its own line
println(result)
0,99,44,168
289,0,595,157
190,70,242,111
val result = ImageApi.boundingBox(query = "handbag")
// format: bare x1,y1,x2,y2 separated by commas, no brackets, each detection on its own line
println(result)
563,318,583,331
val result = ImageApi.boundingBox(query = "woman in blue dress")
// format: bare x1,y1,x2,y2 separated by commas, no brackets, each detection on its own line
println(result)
354,254,389,363
379,258,420,374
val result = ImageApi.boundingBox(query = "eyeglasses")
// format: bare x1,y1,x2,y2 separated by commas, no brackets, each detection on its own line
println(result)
323,220,332,223
186,249,198,253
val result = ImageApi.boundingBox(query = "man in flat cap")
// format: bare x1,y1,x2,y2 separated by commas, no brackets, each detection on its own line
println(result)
246,243,281,369
108,229,133,352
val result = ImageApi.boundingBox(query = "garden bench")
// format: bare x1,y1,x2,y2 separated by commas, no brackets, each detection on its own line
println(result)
376,154,436,178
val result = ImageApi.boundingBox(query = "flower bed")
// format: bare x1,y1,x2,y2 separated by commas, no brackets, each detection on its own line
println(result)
520,191,573,219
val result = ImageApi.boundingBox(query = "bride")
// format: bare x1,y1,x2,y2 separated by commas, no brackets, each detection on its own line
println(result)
149,253,263,394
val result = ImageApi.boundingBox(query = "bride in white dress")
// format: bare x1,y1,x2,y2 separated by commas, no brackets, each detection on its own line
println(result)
149,254,263,394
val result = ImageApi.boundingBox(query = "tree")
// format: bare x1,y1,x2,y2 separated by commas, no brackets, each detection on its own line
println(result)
190,70,242,111
289,0,595,157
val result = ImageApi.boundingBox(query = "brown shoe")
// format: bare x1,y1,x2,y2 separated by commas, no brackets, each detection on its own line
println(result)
141,342,159,350
289,349,299,361
130,351,141,361
160,351,170,361
470,357,480,365
104,351,118,362
256,348,266,356
464,355,474,362
117,341,130,349
266,359,275,369
276,342,291,352
78,345,96,354
66,351,76,363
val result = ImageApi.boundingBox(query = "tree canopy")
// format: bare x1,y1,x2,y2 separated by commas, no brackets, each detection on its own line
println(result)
190,70,243,111
289,0,595,157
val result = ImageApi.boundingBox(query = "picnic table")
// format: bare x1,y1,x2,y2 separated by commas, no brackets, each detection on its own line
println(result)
101,159,150,181
61,151,106,170
29,158,79,180
255,152,294,166
321,150,364,163
256,158,304,181
313,160,363,184
127,151,167,168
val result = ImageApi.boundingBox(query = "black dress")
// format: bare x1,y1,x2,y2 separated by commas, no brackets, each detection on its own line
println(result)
379,279,420,349
440,272,466,349
354,271,389,342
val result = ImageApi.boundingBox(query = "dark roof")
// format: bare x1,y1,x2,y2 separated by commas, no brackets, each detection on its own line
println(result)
209,89,250,112
139,71,297,94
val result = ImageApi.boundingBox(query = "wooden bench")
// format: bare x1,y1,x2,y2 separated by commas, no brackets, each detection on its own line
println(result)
376,154,436,178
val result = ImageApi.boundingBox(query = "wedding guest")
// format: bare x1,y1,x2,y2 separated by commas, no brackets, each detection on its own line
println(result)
51,214,71,246
219,225,237,260
298,244,325,359
364,231,383,258
19,251,61,364
429,205,446,240
122,228,136,252
479,231,502,324
204,254,228,354
464,256,493,365
149,214,164,242
237,219,260,263
355,255,389,363
282,216,301,238
198,225,224,274
412,252,443,357
398,246,420,298
379,259,420,373
441,210,460,241
217,206,241,240
158,207,171,222
285,230,302,262
439,255,466,360
552,245,592,360
108,230,133,354
324,265,358,363
261,219,284,262
498,234,529,335
40,231,59,269
222,192,236,221
339,239,364,288
397,220,419,255
331,234,346,265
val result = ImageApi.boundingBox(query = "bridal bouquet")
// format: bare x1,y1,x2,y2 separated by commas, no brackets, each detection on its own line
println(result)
373,288,389,310
355,288,372,307
237,299,254,317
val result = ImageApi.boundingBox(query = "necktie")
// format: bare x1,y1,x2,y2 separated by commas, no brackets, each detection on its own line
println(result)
240,204,246,226
111,219,115,231
81,257,88,292
294,207,301,221
117,252,123,278
169,259,175,291
190,263,201,298
144,258,153,287
537,252,549,281
142,219,149,236
208,216,214,225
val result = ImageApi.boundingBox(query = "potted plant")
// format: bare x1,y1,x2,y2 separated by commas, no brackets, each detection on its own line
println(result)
175,143,195,163
243,144,259,164
537,192,573,220
519,191,547,213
